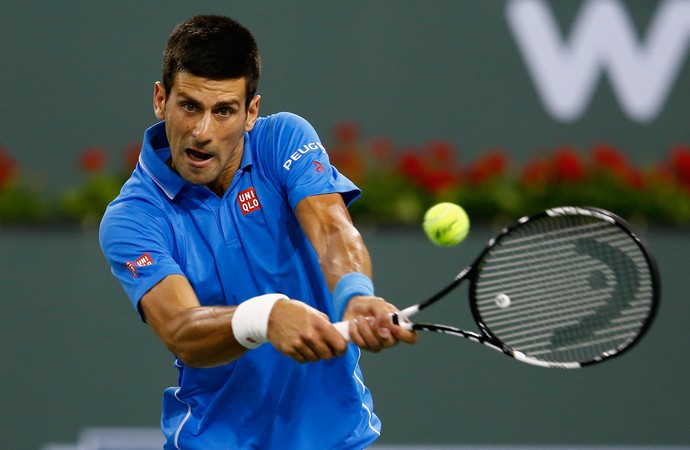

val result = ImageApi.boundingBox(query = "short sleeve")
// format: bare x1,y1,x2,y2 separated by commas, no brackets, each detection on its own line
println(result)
99,200,185,318
264,113,361,209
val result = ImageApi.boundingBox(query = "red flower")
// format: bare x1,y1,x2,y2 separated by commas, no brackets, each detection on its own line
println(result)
398,150,424,179
123,143,141,173
591,142,642,187
418,170,456,193
0,147,18,187
554,146,585,182
369,136,393,162
468,149,509,184
520,156,552,187
627,167,646,190
330,150,364,182
397,146,458,193
329,122,365,181
80,146,108,173
670,144,690,186
333,121,359,143
421,142,459,193
428,140,455,165
592,143,629,172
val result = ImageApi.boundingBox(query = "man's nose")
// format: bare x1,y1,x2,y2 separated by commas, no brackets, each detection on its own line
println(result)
193,113,213,143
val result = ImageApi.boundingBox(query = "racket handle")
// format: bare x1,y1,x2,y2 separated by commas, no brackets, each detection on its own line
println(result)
334,321,351,341
334,312,414,342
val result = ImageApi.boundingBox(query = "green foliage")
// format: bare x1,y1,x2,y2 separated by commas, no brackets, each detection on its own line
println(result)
57,174,124,227
0,184,49,223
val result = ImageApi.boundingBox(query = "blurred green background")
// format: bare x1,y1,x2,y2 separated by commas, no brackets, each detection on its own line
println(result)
1,1,688,448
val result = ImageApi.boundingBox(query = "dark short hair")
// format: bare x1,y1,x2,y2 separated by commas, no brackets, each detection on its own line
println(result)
162,15,261,109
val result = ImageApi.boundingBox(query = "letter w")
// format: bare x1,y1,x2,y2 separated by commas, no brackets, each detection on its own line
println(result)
506,0,690,123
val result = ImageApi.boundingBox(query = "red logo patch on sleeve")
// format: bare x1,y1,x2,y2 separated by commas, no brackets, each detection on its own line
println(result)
126,261,137,278
126,253,154,278
238,187,262,215
136,253,154,266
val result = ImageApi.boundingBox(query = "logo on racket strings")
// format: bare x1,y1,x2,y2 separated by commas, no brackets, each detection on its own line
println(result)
550,237,639,348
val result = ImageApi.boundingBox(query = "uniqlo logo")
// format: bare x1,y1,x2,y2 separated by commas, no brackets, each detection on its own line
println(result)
127,253,154,278
238,187,261,215
136,253,153,266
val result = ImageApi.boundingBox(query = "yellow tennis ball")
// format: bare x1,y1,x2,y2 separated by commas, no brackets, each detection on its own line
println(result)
423,202,470,246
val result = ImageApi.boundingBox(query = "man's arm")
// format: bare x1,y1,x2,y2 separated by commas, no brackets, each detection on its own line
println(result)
139,274,244,367
295,193,417,351
139,274,349,367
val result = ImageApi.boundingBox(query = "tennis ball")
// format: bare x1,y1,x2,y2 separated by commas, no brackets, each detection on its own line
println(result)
423,202,470,246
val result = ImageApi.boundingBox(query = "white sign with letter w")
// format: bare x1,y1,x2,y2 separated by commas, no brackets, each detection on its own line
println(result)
506,0,690,123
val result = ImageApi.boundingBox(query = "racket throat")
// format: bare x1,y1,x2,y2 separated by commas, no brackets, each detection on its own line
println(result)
392,306,419,331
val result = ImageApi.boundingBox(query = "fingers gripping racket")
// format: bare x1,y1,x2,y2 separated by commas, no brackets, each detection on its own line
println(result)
336,206,660,369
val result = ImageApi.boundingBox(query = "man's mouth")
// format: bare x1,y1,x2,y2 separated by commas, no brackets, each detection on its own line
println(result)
186,148,213,162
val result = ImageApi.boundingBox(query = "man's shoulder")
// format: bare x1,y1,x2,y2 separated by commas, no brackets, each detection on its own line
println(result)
103,171,170,223
250,112,319,156
253,112,314,136
99,178,177,249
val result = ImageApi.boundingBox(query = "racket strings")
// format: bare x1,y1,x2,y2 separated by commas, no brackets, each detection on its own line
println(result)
474,215,655,364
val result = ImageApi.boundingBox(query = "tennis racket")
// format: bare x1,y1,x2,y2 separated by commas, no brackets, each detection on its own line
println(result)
335,206,660,369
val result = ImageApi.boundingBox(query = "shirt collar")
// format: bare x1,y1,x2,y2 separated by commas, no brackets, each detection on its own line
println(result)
138,122,186,199
137,121,254,200
239,134,253,172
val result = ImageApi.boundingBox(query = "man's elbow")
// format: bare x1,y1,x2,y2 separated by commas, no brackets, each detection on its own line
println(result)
164,335,243,369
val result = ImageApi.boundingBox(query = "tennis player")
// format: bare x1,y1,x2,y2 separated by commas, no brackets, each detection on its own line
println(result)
99,14,416,449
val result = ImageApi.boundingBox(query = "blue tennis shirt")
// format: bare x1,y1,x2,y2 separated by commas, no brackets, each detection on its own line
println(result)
99,113,381,449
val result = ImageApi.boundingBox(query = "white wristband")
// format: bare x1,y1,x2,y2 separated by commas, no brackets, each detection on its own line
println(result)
232,293,287,349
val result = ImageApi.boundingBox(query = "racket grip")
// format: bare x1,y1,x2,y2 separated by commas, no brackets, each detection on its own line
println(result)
334,321,351,341
334,313,413,343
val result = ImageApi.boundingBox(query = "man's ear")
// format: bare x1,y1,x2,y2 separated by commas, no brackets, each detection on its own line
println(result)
153,82,167,120
244,95,261,132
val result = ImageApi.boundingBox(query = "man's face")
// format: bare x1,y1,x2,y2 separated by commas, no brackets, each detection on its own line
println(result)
153,72,260,194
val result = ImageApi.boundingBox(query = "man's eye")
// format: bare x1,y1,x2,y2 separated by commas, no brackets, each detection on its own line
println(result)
182,103,196,112
218,107,232,116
